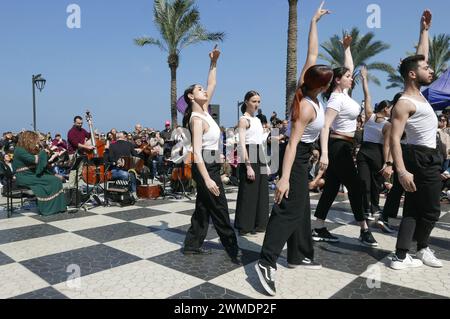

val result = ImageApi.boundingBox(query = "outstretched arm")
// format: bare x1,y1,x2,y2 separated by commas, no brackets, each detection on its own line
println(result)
342,34,354,75
360,65,373,122
417,9,432,61
298,1,331,87
205,45,220,107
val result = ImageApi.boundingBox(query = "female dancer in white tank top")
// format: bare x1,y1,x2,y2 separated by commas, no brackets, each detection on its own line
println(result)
235,91,269,236
255,2,332,296
181,46,240,264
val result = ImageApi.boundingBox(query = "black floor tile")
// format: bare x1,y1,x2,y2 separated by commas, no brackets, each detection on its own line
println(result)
149,244,260,281
169,282,252,299
0,224,65,245
10,287,68,299
166,224,220,241
331,276,449,299
74,222,152,243
105,208,170,221
313,241,391,275
0,251,15,266
20,244,140,285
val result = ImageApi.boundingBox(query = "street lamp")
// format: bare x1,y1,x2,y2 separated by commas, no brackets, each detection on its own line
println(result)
237,101,244,122
32,74,46,132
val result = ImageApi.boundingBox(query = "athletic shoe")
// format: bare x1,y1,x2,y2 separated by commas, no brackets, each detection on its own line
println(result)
288,258,322,270
359,229,378,247
312,228,339,243
416,247,443,268
390,254,423,270
377,219,395,233
255,262,276,296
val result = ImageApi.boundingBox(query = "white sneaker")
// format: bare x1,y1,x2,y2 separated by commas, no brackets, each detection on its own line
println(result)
416,247,443,268
390,254,423,270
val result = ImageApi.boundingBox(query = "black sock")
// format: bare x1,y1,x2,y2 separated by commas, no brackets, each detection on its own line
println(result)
395,249,408,260
417,244,428,251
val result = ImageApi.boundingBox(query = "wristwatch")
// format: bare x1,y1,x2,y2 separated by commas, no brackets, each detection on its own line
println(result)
385,161,393,167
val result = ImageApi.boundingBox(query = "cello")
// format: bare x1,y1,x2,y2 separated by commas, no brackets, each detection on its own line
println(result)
81,110,112,185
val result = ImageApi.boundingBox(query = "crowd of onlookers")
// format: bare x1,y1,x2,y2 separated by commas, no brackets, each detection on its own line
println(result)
2,107,450,200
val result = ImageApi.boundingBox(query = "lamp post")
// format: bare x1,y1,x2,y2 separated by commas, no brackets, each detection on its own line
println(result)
32,74,46,132
237,101,244,122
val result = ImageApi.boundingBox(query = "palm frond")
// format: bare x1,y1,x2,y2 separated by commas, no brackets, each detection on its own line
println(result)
134,37,167,52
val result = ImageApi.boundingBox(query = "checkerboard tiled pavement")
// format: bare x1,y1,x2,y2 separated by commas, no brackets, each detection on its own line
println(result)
0,187,449,299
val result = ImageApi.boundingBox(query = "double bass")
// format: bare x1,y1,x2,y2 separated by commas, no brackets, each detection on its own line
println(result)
81,110,112,184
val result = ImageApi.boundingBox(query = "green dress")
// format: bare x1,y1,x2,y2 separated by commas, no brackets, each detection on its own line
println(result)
13,147,67,216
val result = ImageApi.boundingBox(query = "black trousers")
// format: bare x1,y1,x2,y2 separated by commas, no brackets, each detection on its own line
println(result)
396,145,442,253
235,144,269,233
260,143,314,269
184,152,239,257
315,139,365,222
357,142,384,216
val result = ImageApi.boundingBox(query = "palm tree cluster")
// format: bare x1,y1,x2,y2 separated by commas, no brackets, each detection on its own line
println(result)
135,0,224,127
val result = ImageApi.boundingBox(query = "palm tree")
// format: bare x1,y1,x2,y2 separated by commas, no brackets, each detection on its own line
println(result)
386,33,450,90
320,27,395,91
135,0,224,127
285,0,298,119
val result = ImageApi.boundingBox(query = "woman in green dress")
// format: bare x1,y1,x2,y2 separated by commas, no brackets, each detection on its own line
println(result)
13,131,67,216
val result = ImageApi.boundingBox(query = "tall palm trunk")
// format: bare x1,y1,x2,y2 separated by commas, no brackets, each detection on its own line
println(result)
168,54,179,128
285,0,298,120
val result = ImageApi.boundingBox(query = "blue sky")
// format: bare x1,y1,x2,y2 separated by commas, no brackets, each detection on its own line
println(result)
0,0,449,135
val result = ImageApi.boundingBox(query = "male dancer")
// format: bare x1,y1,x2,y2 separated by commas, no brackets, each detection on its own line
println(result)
390,10,443,270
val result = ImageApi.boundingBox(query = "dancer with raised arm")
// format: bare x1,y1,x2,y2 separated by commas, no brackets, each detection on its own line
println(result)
389,10,443,270
181,46,240,264
255,2,332,296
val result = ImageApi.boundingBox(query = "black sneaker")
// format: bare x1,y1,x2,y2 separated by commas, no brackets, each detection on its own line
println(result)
288,258,322,270
359,229,378,247
255,262,276,296
312,228,339,243
376,219,395,233
182,247,212,255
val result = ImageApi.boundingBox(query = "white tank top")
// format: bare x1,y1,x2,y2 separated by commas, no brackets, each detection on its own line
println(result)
242,115,264,145
400,95,437,149
301,97,325,143
363,114,387,144
190,111,221,150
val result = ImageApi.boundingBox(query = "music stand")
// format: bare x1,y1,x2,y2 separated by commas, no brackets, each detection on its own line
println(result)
160,158,181,200
78,157,104,211
67,155,86,213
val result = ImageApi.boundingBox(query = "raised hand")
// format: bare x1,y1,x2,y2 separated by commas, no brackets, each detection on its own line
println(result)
341,34,353,49
313,1,331,22
209,45,221,63
360,65,368,79
421,9,432,31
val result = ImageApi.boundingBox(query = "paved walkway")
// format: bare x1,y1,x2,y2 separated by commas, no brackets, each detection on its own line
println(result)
0,187,449,299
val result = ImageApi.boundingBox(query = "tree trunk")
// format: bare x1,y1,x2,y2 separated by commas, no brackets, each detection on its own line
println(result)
169,55,179,129
285,0,298,120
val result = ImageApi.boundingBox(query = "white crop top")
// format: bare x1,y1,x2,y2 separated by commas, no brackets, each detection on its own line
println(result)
190,111,221,151
286,97,325,143
327,90,361,133
242,115,264,145
401,95,437,149
301,97,325,143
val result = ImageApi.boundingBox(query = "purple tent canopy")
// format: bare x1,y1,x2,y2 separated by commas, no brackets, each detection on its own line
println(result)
422,69,450,111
